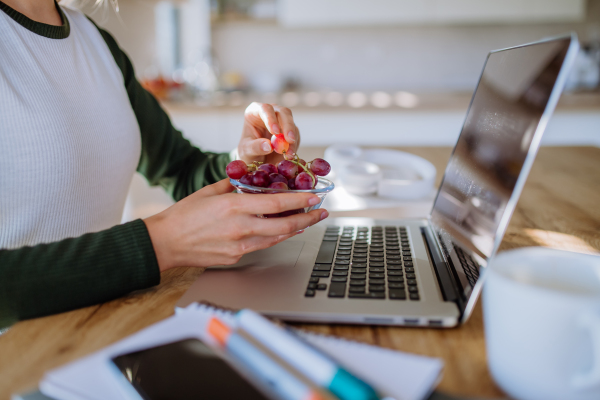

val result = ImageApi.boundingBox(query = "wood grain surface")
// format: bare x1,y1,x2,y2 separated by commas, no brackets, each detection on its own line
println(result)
1,146,599,400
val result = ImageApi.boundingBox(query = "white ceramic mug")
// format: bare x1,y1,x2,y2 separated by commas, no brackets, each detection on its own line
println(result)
483,247,600,400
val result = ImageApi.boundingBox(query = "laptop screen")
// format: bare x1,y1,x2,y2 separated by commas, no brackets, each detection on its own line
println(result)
430,37,574,265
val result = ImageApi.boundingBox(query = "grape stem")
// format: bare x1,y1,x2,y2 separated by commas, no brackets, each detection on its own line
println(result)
283,152,316,187
247,161,264,172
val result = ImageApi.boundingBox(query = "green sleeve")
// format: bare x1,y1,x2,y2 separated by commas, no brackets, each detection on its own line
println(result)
93,23,231,201
0,220,160,329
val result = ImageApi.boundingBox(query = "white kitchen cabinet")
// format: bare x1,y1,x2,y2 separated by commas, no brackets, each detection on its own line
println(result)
278,0,586,28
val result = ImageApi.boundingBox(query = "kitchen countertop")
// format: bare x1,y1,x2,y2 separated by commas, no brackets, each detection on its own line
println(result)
161,91,600,114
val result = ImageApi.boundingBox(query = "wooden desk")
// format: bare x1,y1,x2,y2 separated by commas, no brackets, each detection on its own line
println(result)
1,146,599,400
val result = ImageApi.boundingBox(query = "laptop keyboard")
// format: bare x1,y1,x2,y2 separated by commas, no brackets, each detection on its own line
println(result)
453,244,480,288
305,226,420,301
437,234,481,289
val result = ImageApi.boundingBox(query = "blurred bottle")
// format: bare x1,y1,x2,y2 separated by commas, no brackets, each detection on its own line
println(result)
566,25,600,91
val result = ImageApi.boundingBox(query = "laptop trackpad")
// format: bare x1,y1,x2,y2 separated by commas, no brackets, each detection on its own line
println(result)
209,241,305,269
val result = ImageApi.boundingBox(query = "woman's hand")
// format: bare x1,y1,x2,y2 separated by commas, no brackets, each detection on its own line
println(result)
237,102,300,165
144,179,327,272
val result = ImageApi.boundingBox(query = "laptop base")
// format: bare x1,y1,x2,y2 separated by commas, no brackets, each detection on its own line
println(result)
176,218,461,328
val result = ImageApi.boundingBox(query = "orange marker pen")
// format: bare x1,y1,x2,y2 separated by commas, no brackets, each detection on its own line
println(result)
208,318,326,400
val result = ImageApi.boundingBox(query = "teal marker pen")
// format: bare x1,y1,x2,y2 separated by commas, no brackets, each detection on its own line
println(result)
236,309,380,400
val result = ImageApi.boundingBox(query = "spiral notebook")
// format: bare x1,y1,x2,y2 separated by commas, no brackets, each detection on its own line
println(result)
39,303,443,400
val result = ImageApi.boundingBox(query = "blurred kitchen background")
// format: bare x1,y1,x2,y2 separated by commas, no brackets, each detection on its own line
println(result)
71,0,600,219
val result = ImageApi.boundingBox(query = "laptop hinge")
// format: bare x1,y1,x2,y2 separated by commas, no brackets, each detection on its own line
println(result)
421,227,466,315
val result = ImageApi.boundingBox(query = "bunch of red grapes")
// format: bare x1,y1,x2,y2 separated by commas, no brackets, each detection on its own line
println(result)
226,155,331,191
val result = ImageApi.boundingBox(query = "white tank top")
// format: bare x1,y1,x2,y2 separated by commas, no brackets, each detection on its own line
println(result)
0,5,141,249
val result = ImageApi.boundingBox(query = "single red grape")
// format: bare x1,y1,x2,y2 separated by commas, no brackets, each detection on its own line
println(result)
268,182,289,190
239,173,253,185
277,160,298,179
252,170,270,187
298,159,307,166
226,160,248,179
269,173,287,183
271,134,289,154
295,172,314,189
258,163,277,175
309,158,331,176
287,178,296,189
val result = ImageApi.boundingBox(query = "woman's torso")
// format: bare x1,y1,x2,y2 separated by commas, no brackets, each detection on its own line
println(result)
0,4,141,249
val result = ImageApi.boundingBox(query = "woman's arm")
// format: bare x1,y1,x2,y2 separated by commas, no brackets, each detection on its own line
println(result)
0,220,159,328
93,24,230,201
0,180,327,329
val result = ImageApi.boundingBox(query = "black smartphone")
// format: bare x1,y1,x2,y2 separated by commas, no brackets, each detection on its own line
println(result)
111,338,271,400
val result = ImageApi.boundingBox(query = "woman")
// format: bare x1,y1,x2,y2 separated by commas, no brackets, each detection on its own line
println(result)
0,0,328,328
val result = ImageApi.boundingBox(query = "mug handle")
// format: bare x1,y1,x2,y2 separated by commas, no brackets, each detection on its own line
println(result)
571,312,600,390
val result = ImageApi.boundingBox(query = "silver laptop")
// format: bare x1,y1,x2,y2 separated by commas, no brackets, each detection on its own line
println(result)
177,34,579,327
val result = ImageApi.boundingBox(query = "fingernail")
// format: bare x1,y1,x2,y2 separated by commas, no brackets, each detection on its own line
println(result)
261,142,271,152
272,124,281,134
296,229,305,234
308,196,320,206
320,210,329,221
287,131,296,143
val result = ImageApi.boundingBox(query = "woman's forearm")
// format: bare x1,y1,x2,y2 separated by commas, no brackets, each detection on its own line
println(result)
0,219,160,328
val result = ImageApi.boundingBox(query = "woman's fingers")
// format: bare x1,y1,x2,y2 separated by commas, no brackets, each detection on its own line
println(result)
233,192,320,215
273,106,297,144
245,102,281,136
241,103,300,162
249,209,328,237
194,179,235,198
240,137,272,158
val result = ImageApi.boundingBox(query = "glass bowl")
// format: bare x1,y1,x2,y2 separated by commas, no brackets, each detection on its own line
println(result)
229,176,334,217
